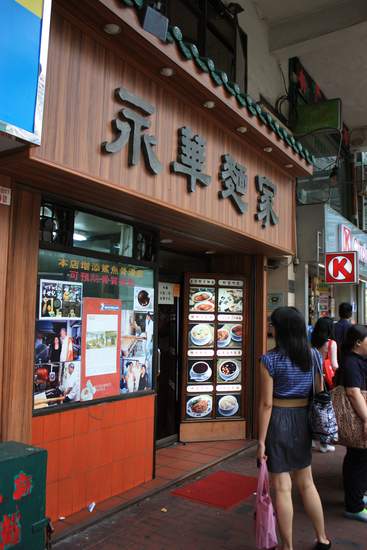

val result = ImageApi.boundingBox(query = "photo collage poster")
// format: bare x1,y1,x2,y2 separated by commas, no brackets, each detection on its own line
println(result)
34,266,155,410
120,287,154,395
185,276,245,421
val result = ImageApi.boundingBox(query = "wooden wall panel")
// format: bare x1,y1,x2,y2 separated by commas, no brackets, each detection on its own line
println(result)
0,176,11,441
29,10,295,255
1,188,41,442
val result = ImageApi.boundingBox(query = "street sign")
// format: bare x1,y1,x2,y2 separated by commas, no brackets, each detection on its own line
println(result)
325,252,358,284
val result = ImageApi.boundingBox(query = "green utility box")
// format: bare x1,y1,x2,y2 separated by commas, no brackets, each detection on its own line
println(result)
0,441,47,549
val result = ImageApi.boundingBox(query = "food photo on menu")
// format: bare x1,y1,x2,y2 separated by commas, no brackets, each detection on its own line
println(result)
188,287,215,312
34,360,81,409
133,287,154,313
217,358,241,383
216,323,242,348
217,288,243,313
188,359,213,383
39,279,83,320
216,394,241,417
186,394,213,418
188,323,214,348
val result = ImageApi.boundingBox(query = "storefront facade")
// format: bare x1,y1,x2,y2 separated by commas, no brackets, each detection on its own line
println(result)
0,0,312,521
296,203,367,324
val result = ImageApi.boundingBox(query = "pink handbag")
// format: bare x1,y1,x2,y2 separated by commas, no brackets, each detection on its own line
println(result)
255,460,278,549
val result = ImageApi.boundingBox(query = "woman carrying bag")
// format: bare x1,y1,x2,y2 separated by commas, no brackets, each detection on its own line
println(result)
257,307,331,550
336,325,367,522
311,317,339,453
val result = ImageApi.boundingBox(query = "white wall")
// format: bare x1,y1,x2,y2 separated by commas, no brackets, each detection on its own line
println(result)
237,1,286,106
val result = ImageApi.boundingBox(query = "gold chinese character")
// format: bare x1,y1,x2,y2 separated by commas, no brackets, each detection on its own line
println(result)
58,258,68,268
91,263,100,272
70,259,80,269
80,261,90,271
120,267,127,275
111,266,119,275
101,264,110,274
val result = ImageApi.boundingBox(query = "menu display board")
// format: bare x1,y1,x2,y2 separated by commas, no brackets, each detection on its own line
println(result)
182,274,246,421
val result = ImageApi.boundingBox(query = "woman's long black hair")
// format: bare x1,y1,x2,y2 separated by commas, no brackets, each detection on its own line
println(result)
271,306,311,371
311,316,335,349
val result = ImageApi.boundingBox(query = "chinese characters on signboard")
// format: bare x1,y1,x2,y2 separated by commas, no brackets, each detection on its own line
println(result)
102,88,279,227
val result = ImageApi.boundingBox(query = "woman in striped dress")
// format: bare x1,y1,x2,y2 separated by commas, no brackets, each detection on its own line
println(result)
257,307,331,550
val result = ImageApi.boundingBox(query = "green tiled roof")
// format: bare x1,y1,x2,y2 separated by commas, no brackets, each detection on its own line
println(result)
121,0,314,166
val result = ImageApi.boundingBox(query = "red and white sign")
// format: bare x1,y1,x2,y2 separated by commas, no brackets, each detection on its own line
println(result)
325,252,358,284
340,224,367,265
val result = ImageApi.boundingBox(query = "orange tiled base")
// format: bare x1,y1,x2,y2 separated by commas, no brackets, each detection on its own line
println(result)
32,395,155,523
52,439,248,539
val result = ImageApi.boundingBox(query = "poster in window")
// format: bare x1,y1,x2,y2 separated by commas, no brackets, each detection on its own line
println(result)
81,298,121,400
33,361,81,410
39,279,83,320
133,287,154,312
120,310,153,393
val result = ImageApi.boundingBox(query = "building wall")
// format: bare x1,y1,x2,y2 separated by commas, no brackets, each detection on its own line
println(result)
238,2,286,106
32,395,155,521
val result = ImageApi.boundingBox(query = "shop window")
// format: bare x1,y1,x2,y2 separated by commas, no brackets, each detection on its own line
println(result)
135,230,156,262
163,0,247,90
34,249,155,412
73,210,133,258
39,203,74,246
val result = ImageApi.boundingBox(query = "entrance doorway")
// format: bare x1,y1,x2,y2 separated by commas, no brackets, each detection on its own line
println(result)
156,293,180,445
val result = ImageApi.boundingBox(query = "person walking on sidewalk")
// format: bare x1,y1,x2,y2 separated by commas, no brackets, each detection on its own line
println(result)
311,317,338,453
338,324,367,523
334,302,352,348
257,307,331,550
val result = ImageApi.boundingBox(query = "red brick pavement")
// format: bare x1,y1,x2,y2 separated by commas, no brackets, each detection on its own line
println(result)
54,445,366,550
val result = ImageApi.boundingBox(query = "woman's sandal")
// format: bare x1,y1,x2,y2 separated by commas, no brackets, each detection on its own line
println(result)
314,541,331,550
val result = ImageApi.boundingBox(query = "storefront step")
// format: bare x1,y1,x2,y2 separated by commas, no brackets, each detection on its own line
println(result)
53,439,256,543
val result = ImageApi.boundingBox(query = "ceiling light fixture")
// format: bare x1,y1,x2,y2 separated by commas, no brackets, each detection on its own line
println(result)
285,163,293,169
236,126,247,134
103,23,122,35
160,238,173,244
204,250,215,255
160,67,174,77
263,146,273,153
203,100,215,109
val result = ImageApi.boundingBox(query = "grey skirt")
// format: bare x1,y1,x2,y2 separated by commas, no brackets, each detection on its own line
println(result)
265,406,312,474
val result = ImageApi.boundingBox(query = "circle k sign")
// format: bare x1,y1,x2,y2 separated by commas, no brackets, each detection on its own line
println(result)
325,252,358,284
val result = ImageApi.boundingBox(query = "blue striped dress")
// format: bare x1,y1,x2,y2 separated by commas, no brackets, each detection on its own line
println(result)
260,348,318,473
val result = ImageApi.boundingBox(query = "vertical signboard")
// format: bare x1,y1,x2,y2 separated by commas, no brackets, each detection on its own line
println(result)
182,274,247,423
0,0,52,144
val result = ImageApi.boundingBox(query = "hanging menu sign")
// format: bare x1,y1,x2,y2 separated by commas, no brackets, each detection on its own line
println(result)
182,273,247,422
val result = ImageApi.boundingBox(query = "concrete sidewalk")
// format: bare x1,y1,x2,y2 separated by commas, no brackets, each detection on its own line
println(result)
54,445,365,549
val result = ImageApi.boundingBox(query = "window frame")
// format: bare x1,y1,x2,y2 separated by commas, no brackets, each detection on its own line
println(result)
164,0,247,91
34,196,160,417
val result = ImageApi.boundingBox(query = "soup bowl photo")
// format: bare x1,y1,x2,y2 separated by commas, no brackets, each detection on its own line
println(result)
230,324,242,343
218,395,239,417
218,360,240,381
190,324,212,346
217,326,231,347
190,361,212,381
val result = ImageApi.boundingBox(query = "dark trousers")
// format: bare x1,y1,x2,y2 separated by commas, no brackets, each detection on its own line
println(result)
343,447,367,513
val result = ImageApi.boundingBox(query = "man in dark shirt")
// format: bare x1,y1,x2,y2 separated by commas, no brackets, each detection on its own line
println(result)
334,302,352,348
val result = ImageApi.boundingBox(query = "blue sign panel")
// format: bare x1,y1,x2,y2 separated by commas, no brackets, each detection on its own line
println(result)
0,0,52,144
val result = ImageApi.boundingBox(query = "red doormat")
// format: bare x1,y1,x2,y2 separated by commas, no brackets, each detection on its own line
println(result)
172,470,258,509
